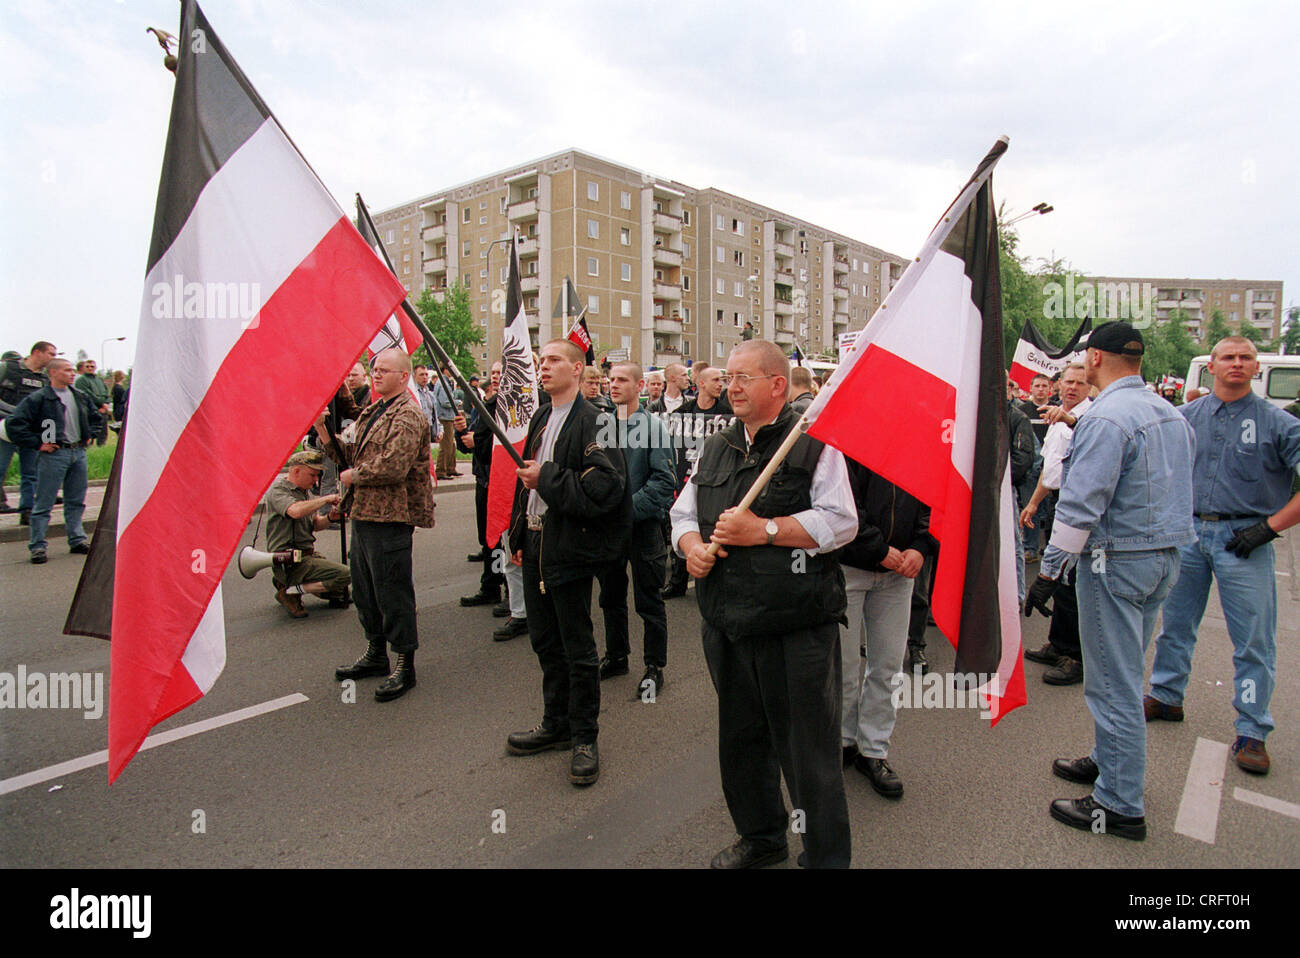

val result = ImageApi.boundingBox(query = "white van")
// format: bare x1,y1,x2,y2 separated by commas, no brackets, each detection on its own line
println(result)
1185,353,1300,409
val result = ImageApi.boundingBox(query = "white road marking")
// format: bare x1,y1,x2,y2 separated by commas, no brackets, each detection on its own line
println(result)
0,693,308,796
1234,787,1300,821
1173,737,1230,844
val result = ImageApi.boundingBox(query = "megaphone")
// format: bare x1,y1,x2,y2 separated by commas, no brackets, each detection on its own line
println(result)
237,546,304,579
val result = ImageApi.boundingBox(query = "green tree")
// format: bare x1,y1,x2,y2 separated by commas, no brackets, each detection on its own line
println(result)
1240,321,1265,347
413,283,483,378
1202,309,1233,350
1282,306,1300,355
1142,308,1200,382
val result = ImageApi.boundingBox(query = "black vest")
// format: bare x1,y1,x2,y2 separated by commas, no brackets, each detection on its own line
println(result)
693,406,846,636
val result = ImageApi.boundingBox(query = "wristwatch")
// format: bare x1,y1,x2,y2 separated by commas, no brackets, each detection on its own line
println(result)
765,518,779,546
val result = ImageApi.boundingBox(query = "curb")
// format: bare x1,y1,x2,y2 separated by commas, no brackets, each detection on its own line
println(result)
0,480,476,544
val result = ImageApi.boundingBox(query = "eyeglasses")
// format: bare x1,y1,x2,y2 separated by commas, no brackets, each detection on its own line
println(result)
718,373,776,388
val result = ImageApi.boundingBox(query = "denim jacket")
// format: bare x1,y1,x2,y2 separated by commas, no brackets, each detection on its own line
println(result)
1043,376,1195,576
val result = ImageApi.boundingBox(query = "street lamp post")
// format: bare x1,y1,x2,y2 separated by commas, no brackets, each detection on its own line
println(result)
485,235,515,366
101,336,126,372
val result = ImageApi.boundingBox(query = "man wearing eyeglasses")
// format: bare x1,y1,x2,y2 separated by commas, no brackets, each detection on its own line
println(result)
670,340,857,869
317,347,434,703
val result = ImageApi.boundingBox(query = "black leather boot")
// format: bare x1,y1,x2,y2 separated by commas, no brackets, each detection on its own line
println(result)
374,651,416,702
334,641,389,681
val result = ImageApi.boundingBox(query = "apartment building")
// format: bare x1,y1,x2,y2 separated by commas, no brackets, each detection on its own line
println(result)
372,149,909,369
1087,275,1285,342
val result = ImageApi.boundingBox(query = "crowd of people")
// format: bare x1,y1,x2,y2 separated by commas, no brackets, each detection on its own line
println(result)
0,342,129,562
7,325,1295,867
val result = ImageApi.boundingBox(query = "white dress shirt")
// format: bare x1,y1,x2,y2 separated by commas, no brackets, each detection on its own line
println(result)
1040,397,1091,491
669,421,857,557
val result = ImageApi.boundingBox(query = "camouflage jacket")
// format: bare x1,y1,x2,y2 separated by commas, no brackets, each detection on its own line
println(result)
332,391,434,527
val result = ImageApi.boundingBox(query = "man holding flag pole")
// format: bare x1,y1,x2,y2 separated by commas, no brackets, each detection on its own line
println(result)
672,137,1028,866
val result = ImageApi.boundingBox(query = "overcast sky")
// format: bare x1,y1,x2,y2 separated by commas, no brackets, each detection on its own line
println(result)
2,0,1296,369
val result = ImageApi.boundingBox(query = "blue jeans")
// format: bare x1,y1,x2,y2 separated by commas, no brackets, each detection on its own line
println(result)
1149,518,1276,741
1077,547,1180,818
0,437,39,510
30,445,88,553
840,566,915,757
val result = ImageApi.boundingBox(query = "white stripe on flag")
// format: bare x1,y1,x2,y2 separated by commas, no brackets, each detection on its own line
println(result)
120,118,341,534
180,586,226,694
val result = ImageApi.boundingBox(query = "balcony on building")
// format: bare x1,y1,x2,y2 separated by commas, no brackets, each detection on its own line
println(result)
508,198,538,221
773,241,795,260
516,236,539,257
521,276,540,293
654,316,682,335
653,245,683,268
833,256,850,274
421,223,445,244
774,269,794,286
653,210,682,232
654,282,682,301
833,283,849,300
833,311,850,326
1251,299,1275,310
774,299,794,316
422,256,446,276
773,329,794,345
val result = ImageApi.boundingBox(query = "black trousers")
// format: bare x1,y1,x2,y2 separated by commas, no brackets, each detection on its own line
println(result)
476,482,504,595
349,520,418,653
701,620,851,869
598,519,668,667
908,552,936,651
1047,568,1082,660
523,530,600,744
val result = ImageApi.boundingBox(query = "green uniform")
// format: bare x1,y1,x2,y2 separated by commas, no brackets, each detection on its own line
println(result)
264,477,350,597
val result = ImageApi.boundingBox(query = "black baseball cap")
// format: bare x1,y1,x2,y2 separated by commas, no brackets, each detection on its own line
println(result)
1089,321,1144,356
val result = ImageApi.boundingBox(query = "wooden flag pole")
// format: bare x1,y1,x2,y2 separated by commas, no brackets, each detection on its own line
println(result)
703,412,810,558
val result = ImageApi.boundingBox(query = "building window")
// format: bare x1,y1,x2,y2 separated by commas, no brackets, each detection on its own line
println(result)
716,245,725,263
716,342,725,358
588,296,599,314
717,278,725,295
462,207,470,223
588,219,599,239
682,275,690,291
1230,293,1241,302
588,181,599,201
683,242,690,259
387,229,395,243
716,214,725,230
621,299,632,318
734,250,745,267
682,307,691,324
716,309,724,324
734,281,743,297
622,263,632,282
682,210,691,226
620,191,631,210
588,257,599,276
528,187,537,199
463,240,471,256
527,261,538,275
655,269,663,282
620,227,631,245
732,218,743,234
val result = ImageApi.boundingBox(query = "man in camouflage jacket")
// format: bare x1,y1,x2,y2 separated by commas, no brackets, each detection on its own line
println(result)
316,347,434,702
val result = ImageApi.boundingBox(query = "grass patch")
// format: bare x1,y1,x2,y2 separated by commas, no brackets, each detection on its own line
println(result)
4,431,120,486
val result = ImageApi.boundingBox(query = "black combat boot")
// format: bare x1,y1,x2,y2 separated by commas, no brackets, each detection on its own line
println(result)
374,651,416,702
334,641,389,681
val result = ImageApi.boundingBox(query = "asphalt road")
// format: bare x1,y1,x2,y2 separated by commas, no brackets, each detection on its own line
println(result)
1,489,1296,870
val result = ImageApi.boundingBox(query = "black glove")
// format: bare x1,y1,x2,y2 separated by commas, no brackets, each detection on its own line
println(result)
1023,575,1060,618
1225,520,1279,559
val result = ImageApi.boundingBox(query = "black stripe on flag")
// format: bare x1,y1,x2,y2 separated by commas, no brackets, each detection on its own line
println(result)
147,0,272,273
941,162,1008,678
64,420,127,639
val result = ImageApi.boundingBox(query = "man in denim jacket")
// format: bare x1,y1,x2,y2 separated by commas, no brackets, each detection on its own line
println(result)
1147,336,1300,776
1025,322,1195,841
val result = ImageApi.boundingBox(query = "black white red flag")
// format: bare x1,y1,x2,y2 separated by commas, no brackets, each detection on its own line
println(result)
1008,315,1091,392
484,234,538,549
554,276,595,364
804,137,1026,723
64,0,407,781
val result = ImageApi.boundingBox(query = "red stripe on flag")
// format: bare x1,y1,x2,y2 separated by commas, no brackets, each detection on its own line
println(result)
485,440,525,549
108,217,406,781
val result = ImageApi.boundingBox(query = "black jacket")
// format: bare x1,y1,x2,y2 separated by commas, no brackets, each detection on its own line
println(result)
508,394,631,588
1008,400,1036,489
839,459,935,572
5,385,102,448
456,393,496,487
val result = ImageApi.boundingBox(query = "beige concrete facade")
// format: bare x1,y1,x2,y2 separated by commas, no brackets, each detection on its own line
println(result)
1087,275,1285,341
372,148,909,368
